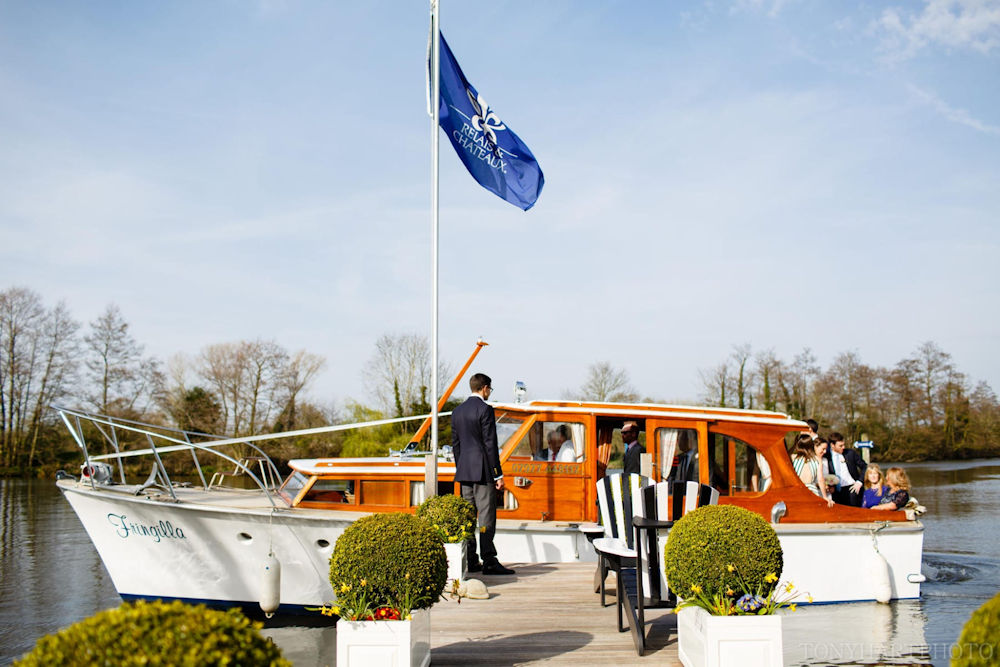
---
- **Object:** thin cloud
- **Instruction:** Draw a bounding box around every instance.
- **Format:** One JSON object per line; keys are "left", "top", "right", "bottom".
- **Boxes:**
{"left": 878, "top": 0, "right": 1000, "bottom": 60}
{"left": 908, "top": 83, "right": 1000, "bottom": 135}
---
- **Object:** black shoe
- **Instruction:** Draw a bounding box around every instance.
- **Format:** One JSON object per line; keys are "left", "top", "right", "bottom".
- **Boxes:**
{"left": 467, "top": 561, "right": 482, "bottom": 573}
{"left": 482, "top": 562, "right": 515, "bottom": 575}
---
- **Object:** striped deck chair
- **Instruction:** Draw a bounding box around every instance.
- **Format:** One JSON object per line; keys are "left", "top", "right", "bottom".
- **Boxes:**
{"left": 592, "top": 473, "right": 651, "bottom": 608}
{"left": 630, "top": 481, "right": 720, "bottom": 655}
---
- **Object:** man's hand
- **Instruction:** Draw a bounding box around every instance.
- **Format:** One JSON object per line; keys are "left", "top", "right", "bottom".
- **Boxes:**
{"left": 851, "top": 480, "right": 863, "bottom": 494}
{"left": 495, "top": 478, "right": 505, "bottom": 491}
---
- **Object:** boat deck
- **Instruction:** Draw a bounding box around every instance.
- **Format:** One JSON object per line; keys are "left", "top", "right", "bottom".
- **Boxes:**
{"left": 429, "top": 562, "right": 681, "bottom": 665}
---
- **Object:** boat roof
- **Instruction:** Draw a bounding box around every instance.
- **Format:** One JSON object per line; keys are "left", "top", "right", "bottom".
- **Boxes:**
{"left": 492, "top": 400, "right": 806, "bottom": 429}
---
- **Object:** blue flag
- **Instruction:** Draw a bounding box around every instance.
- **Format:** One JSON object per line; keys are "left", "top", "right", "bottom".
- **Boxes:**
{"left": 435, "top": 33, "right": 544, "bottom": 211}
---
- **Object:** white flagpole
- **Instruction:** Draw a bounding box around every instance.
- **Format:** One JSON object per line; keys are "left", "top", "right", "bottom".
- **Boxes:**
{"left": 426, "top": 0, "right": 441, "bottom": 498}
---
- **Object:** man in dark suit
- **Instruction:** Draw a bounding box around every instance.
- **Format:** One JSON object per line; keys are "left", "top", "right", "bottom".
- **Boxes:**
{"left": 829, "top": 432, "right": 867, "bottom": 507}
{"left": 621, "top": 421, "right": 644, "bottom": 475}
{"left": 452, "top": 373, "right": 514, "bottom": 575}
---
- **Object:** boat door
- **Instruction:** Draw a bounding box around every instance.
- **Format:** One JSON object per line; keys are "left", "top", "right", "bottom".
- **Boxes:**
{"left": 645, "top": 418, "right": 709, "bottom": 485}
{"left": 500, "top": 414, "right": 592, "bottom": 522}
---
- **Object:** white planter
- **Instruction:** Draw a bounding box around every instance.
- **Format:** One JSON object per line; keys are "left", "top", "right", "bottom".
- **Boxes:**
{"left": 443, "top": 541, "right": 467, "bottom": 585}
{"left": 336, "top": 608, "right": 430, "bottom": 667}
{"left": 677, "top": 606, "right": 783, "bottom": 667}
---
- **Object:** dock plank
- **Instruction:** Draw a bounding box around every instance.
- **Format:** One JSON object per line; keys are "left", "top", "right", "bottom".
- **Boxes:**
{"left": 429, "top": 563, "right": 681, "bottom": 666}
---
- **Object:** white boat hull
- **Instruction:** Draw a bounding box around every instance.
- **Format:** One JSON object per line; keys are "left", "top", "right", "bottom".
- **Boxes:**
{"left": 59, "top": 481, "right": 923, "bottom": 611}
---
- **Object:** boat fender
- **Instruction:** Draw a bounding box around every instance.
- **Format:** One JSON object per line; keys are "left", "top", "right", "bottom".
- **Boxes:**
{"left": 260, "top": 553, "right": 281, "bottom": 617}
{"left": 868, "top": 550, "right": 892, "bottom": 603}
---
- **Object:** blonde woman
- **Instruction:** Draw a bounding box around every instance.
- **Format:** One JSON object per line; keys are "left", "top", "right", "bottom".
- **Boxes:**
{"left": 862, "top": 464, "right": 887, "bottom": 508}
{"left": 869, "top": 467, "right": 911, "bottom": 511}
{"left": 791, "top": 434, "right": 835, "bottom": 508}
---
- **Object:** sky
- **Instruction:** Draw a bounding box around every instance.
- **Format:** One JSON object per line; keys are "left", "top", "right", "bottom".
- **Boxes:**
{"left": 1, "top": 1, "right": 998, "bottom": 409}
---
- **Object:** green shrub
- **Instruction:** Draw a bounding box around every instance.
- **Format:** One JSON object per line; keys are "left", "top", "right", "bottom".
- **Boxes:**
{"left": 665, "top": 505, "right": 783, "bottom": 600}
{"left": 15, "top": 599, "right": 289, "bottom": 667}
{"left": 416, "top": 493, "right": 476, "bottom": 543}
{"left": 329, "top": 512, "right": 447, "bottom": 618}
{"left": 953, "top": 590, "right": 1000, "bottom": 667}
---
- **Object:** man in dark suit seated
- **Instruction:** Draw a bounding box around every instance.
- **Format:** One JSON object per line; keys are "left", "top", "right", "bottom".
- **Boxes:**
{"left": 452, "top": 372, "right": 514, "bottom": 576}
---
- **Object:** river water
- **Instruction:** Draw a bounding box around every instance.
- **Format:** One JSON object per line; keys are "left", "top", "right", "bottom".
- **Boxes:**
{"left": 2, "top": 459, "right": 998, "bottom": 666}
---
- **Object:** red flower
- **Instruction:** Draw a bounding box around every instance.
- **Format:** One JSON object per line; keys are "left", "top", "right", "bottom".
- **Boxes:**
{"left": 373, "top": 607, "right": 401, "bottom": 620}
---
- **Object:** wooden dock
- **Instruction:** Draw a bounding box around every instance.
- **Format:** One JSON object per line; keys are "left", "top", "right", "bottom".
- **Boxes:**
{"left": 428, "top": 563, "right": 681, "bottom": 666}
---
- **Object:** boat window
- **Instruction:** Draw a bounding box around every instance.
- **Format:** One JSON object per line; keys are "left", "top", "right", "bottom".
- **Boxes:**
{"left": 302, "top": 478, "right": 355, "bottom": 504}
{"left": 660, "top": 428, "right": 700, "bottom": 483}
{"left": 707, "top": 433, "right": 768, "bottom": 496}
{"left": 280, "top": 471, "right": 309, "bottom": 498}
{"left": 495, "top": 414, "right": 525, "bottom": 452}
{"left": 508, "top": 421, "right": 585, "bottom": 465}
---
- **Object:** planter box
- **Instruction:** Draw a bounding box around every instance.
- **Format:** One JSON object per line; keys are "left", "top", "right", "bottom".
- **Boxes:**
{"left": 443, "top": 541, "right": 467, "bottom": 585}
{"left": 336, "top": 609, "right": 430, "bottom": 667}
{"left": 677, "top": 606, "right": 782, "bottom": 667}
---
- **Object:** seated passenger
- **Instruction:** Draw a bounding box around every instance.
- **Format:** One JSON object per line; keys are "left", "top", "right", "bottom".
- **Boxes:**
{"left": 869, "top": 466, "right": 910, "bottom": 511}
{"left": 545, "top": 427, "right": 576, "bottom": 463}
{"left": 862, "top": 463, "right": 888, "bottom": 509}
{"left": 791, "top": 434, "right": 835, "bottom": 508}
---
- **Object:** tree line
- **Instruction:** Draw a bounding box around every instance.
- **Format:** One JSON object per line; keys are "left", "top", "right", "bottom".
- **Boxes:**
{"left": 697, "top": 343, "right": 1000, "bottom": 461}
{"left": 4, "top": 285, "right": 996, "bottom": 473}
{"left": 0, "top": 287, "right": 458, "bottom": 474}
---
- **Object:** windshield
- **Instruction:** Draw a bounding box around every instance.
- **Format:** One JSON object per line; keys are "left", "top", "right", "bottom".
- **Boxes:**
{"left": 495, "top": 414, "right": 526, "bottom": 453}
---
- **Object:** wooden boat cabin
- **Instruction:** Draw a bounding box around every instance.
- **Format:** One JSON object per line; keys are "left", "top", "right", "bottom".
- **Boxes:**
{"left": 281, "top": 400, "right": 907, "bottom": 525}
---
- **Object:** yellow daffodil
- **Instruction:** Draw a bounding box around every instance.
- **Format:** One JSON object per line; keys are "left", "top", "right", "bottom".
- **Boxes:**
{"left": 726, "top": 588, "right": 735, "bottom": 596}
{"left": 360, "top": 579, "right": 367, "bottom": 587}
{"left": 764, "top": 573, "right": 778, "bottom": 584}
{"left": 727, "top": 564, "right": 735, "bottom": 573}
{"left": 690, "top": 584, "right": 703, "bottom": 594}
{"left": 789, "top": 604, "right": 797, "bottom": 611}
{"left": 340, "top": 583, "right": 351, "bottom": 593}
{"left": 785, "top": 583, "right": 794, "bottom": 593}
{"left": 807, "top": 595, "right": 814, "bottom": 603}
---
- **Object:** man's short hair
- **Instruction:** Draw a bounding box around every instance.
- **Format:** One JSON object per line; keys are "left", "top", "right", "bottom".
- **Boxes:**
{"left": 805, "top": 418, "right": 819, "bottom": 433}
{"left": 469, "top": 373, "right": 492, "bottom": 393}
{"left": 829, "top": 432, "right": 845, "bottom": 444}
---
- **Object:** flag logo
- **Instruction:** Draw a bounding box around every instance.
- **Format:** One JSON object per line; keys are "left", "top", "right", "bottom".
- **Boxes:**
{"left": 434, "top": 33, "right": 544, "bottom": 211}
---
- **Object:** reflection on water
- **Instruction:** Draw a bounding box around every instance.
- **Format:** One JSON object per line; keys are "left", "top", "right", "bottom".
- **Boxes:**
{"left": 0, "top": 479, "right": 121, "bottom": 665}
{"left": 784, "top": 600, "right": 931, "bottom": 665}
{"left": 2, "top": 460, "right": 999, "bottom": 666}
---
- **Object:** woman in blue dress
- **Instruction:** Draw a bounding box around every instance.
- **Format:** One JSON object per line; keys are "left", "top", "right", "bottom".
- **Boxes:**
{"left": 869, "top": 466, "right": 911, "bottom": 511}
{"left": 862, "top": 463, "right": 888, "bottom": 508}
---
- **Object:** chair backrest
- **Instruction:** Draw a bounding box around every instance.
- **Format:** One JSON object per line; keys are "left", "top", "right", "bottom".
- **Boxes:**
{"left": 635, "top": 481, "right": 720, "bottom": 602}
{"left": 596, "top": 472, "right": 651, "bottom": 549}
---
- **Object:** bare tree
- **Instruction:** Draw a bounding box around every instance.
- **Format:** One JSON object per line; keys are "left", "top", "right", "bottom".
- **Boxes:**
{"left": 755, "top": 348, "right": 781, "bottom": 412}
{"left": 700, "top": 362, "right": 730, "bottom": 407}
{"left": 0, "top": 288, "right": 79, "bottom": 467}
{"left": 197, "top": 339, "right": 298, "bottom": 436}
{"left": 362, "top": 334, "right": 450, "bottom": 416}
{"left": 83, "top": 304, "right": 162, "bottom": 418}
{"left": 730, "top": 343, "right": 754, "bottom": 409}
{"left": 273, "top": 350, "right": 326, "bottom": 432}
{"left": 578, "top": 361, "right": 638, "bottom": 402}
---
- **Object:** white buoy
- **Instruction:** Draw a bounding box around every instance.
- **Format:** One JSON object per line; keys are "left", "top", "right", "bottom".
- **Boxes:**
{"left": 868, "top": 550, "right": 892, "bottom": 603}
{"left": 260, "top": 552, "right": 281, "bottom": 617}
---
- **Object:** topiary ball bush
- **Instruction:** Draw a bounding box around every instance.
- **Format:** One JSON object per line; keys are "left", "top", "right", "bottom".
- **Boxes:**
{"left": 952, "top": 590, "right": 1000, "bottom": 667}
{"left": 665, "top": 505, "right": 783, "bottom": 599}
{"left": 330, "top": 512, "right": 447, "bottom": 612}
{"left": 15, "top": 599, "right": 289, "bottom": 667}
{"left": 416, "top": 493, "right": 477, "bottom": 543}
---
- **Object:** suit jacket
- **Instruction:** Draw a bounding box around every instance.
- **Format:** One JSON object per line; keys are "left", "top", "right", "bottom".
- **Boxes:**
{"left": 622, "top": 441, "right": 645, "bottom": 476}
{"left": 451, "top": 396, "right": 502, "bottom": 484}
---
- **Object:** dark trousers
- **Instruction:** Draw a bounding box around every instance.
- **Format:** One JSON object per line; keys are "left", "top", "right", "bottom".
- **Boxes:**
{"left": 461, "top": 482, "right": 497, "bottom": 565}
{"left": 834, "top": 486, "right": 864, "bottom": 507}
